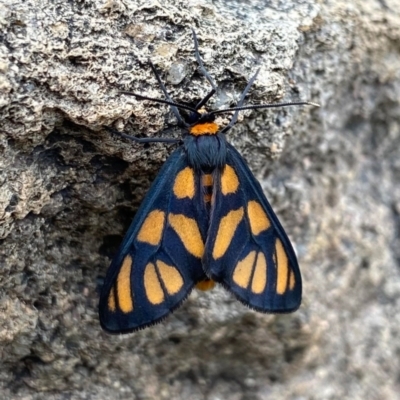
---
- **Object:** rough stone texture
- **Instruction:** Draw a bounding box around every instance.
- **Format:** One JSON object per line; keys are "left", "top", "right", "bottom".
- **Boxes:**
{"left": 1, "top": 0, "right": 400, "bottom": 399}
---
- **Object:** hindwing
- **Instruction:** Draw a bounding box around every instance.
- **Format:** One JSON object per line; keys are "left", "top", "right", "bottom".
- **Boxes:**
{"left": 204, "top": 144, "right": 302, "bottom": 312}
{"left": 99, "top": 148, "right": 209, "bottom": 333}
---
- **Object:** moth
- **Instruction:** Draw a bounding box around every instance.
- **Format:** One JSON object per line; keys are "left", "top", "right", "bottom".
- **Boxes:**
{"left": 99, "top": 30, "right": 316, "bottom": 333}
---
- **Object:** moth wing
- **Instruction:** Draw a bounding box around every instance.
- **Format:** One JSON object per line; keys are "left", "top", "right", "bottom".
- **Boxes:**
{"left": 204, "top": 144, "right": 302, "bottom": 312}
{"left": 99, "top": 148, "right": 208, "bottom": 333}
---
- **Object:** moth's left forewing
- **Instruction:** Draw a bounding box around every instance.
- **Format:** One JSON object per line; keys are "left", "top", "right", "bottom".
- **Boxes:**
{"left": 99, "top": 151, "right": 209, "bottom": 333}
{"left": 204, "top": 144, "right": 302, "bottom": 313}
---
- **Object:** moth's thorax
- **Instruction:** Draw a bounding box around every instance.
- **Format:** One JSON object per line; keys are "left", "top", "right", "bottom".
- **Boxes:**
{"left": 184, "top": 132, "right": 227, "bottom": 171}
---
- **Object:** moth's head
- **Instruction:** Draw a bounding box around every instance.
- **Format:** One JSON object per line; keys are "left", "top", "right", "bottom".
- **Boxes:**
{"left": 181, "top": 106, "right": 215, "bottom": 124}
{"left": 187, "top": 111, "right": 219, "bottom": 137}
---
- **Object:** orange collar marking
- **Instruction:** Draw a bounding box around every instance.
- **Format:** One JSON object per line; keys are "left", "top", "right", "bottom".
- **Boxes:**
{"left": 189, "top": 122, "right": 219, "bottom": 136}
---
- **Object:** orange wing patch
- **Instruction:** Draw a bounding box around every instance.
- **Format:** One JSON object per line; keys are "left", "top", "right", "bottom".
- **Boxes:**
{"left": 173, "top": 167, "right": 195, "bottom": 199}
{"left": 144, "top": 261, "right": 184, "bottom": 305}
{"left": 144, "top": 263, "right": 164, "bottom": 305}
{"left": 221, "top": 165, "right": 239, "bottom": 195}
{"left": 233, "top": 250, "right": 256, "bottom": 288}
{"left": 137, "top": 210, "right": 165, "bottom": 245}
{"left": 156, "top": 260, "right": 184, "bottom": 295}
{"left": 117, "top": 255, "right": 134, "bottom": 312}
{"left": 247, "top": 200, "right": 271, "bottom": 235}
{"left": 168, "top": 213, "right": 205, "bottom": 258}
{"left": 212, "top": 207, "right": 244, "bottom": 259}
{"left": 233, "top": 251, "right": 267, "bottom": 294}
{"left": 251, "top": 252, "right": 267, "bottom": 294}
{"left": 275, "top": 238, "right": 289, "bottom": 294}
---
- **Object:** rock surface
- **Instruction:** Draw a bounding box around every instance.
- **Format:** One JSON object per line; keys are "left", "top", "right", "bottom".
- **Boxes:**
{"left": 1, "top": 0, "right": 400, "bottom": 399}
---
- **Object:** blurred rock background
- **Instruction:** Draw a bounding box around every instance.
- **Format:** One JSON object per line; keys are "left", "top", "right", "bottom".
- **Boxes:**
{"left": 1, "top": 0, "right": 400, "bottom": 398}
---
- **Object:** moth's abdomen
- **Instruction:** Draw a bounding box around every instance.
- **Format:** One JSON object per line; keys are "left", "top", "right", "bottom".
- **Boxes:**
{"left": 201, "top": 173, "right": 213, "bottom": 206}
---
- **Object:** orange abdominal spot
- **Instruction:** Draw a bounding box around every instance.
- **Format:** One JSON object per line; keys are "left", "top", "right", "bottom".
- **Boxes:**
{"left": 196, "top": 279, "right": 216, "bottom": 291}
{"left": 189, "top": 122, "right": 219, "bottom": 136}
{"left": 204, "top": 193, "right": 212, "bottom": 203}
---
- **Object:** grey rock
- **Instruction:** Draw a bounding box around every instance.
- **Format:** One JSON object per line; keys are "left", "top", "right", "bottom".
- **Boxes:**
{"left": 1, "top": 0, "right": 400, "bottom": 399}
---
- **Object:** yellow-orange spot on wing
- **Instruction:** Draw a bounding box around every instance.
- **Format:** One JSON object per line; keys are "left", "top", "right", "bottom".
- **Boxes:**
{"left": 137, "top": 210, "right": 165, "bottom": 245}
{"left": 189, "top": 122, "right": 219, "bottom": 136}
{"left": 247, "top": 200, "right": 271, "bottom": 235}
{"left": 156, "top": 260, "right": 184, "bottom": 295}
{"left": 221, "top": 165, "right": 239, "bottom": 195}
{"left": 275, "top": 239, "right": 289, "bottom": 294}
{"left": 173, "top": 167, "right": 195, "bottom": 199}
{"left": 168, "top": 214, "right": 205, "bottom": 258}
{"left": 289, "top": 270, "right": 295, "bottom": 290}
{"left": 144, "top": 263, "right": 164, "bottom": 305}
{"left": 196, "top": 279, "right": 216, "bottom": 291}
{"left": 213, "top": 207, "right": 244, "bottom": 259}
{"left": 108, "top": 287, "right": 116, "bottom": 312}
{"left": 117, "top": 255, "right": 134, "bottom": 313}
{"left": 251, "top": 252, "right": 267, "bottom": 294}
{"left": 233, "top": 250, "right": 256, "bottom": 288}
{"left": 202, "top": 174, "right": 213, "bottom": 186}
